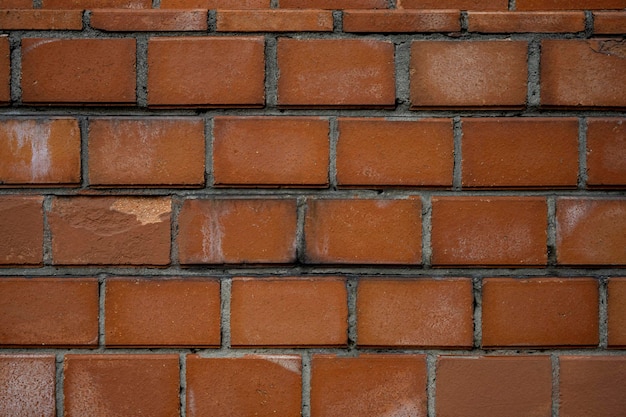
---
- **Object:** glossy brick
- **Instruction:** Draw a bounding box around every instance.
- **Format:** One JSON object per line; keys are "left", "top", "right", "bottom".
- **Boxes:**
{"left": 216, "top": 10, "right": 333, "bottom": 32}
{"left": 0, "top": 37, "right": 9, "bottom": 105}
{"left": 398, "top": 0, "right": 507, "bottom": 10}
{"left": 586, "top": 118, "right": 626, "bottom": 188}
{"left": 0, "top": 355, "right": 55, "bottom": 417}
{"left": 357, "top": 278, "right": 474, "bottom": 348}
{"left": 608, "top": 278, "right": 626, "bottom": 347}
{"left": 0, "top": 195, "right": 43, "bottom": 266}
{"left": 90, "top": 9, "right": 208, "bottom": 31}
{"left": 0, "top": 278, "right": 98, "bottom": 347}
{"left": 0, "top": 10, "right": 83, "bottom": 30}
{"left": 230, "top": 277, "right": 348, "bottom": 347}
{"left": 105, "top": 278, "right": 221, "bottom": 347}
{"left": 467, "top": 11, "right": 585, "bottom": 32}
{"left": 343, "top": 10, "right": 461, "bottom": 32}
{"left": 593, "top": 11, "right": 626, "bottom": 34}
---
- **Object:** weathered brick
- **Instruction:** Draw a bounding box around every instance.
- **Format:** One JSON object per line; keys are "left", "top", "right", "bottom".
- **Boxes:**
{"left": 357, "top": 278, "right": 473, "bottom": 348}
{"left": 161, "top": 0, "right": 269, "bottom": 8}
{"left": 336, "top": 118, "right": 454, "bottom": 187}
{"left": 21, "top": 38, "right": 136, "bottom": 105}
{"left": 0, "top": 36, "right": 9, "bottom": 105}
{"left": 105, "top": 278, "right": 221, "bottom": 347}
{"left": 230, "top": 277, "right": 347, "bottom": 347}
{"left": 213, "top": 116, "right": 329, "bottom": 187}
{"left": 216, "top": 10, "right": 333, "bottom": 32}
{"left": 304, "top": 198, "right": 422, "bottom": 264}
{"left": 177, "top": 199, "right": 297, "bottom": 264}
{"left": 0, "top": 9, "right": 83, "bottom": 30}
{"left": 148, "top": 37, "right": 265, "bottom": 107}
{"left": 343, "top": 10, "right": 461, "bottom": 32}
{"left": 608, "top": 278, "right": 626, "bottom": 347}
{"left": 42, "top": 0, "right": 151, "bottom": 8}
{"left": 0, "top": 195, "right": 43, "bottom": 266}
{"left": 398, "top": 0, "right": 507, "bottom": 10}
{"left": 586, "top": 118, "right": 626, "bottom": 188}
{"left": 90, "top": 9, "right": 208, "bottom": 31}
{"left": 88, "top": 118, "right": 205, "bottom": 187}
{"left": 593, "top": 11, "right": 626, "bottom": 34}
{"left": 0, "top": 355, "right": 55, "bottom": 417}
{"left": 1, "top": 0, "right": 33, "bottom": 7}
{"left": 0, "top": 278, "right": 98, "bottom": 347}
{"left": 277, "top": 38, "right": 395, "bottom": 108}
{"left": 280, "top": 0, "right": 386, "bottom": 8}
{"left": 517, "top": 0, "right": 626, "bottom": 10}
{"left": 468, "top": 11, "right": 585, "bottom": 32}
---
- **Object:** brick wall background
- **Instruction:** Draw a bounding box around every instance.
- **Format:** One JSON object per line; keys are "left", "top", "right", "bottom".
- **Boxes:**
{"left": 1, "top": 1, "right": 625, "bottom": 416}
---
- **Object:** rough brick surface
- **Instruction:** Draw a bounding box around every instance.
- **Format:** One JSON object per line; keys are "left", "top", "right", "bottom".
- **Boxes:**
{"left": 517, "top": 0, "right": 626, "bottom": 10}
{"left": 90, "top": 9, "right": 208, "bottom": 31}
{"left": 0, "top": 10, "right": 83, "bottom": 30}
{"left": 398, "top": 0, "right": 507, "bottom": 9}
{"left": 280, "top": 0, "right": 386, "bottom": 8}
{"left": 467, "top": 11, "right": 585, "bottom": 33}
{"left": 186, "top": 355, "right": 302, "bottom": 417}
{"left": 0, "top": 196, "right": 43, "bottom": 266}
{"left": 593, "top": 11, "right": 626, "bottom": 34}
{"left": 105, "top": 278, "right": 221, "bottom": 347}
{"left": 161, "top": 0, "right": 269, "bottom": 7}
{"left": 216, "top": 10, "right": 333, "bottom": 32}
{"left": 343, "top": 10, "right": 461, "bottom": 32}
{"left": 357, "top": 278, "right": 474, "bottom": 348}
{"left": 586, "top": 118, "right": 626, "bottom": 188}
{"left": 482, "top": 278, "right": 599, "bottom": 348}
{"left": 310, "top": 354, "right": 426, "bottom": 417}
{"left": 0, "top": 355, "right": 56, "bottom": 417}
{"left": 213, "top": 116, "right": 329, "bottom": 187}
{"left": 0, "top": 278, "right": 98, "bottom": 347}
{"left": 1, "top": 0, "right": 33, "bottom": 7}
{"left": 0, "top": 37, "right": 9, "bottom": 105}
{"left": 42, "top": 0, "right": 151, "bottom": 7}
{"left": 230, "top": 277, "right": 348, "bottom": 347}
{"left": 608, "top": 278, "right": 626, "bottom": 347}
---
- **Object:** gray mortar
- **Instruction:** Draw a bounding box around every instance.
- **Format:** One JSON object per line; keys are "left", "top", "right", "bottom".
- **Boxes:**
{"left": 301, "top": 351, "right": 312, "bottom": 417}
{"left": 42, "top": 196, "right": 53, "bottom": 266}
{"left": 220, "top": 277, "right": 232, "bottom": 350}
{"left": 98, "top": 275, "right": 106, "bottom": 346}
{"left": 9, "top": 33, "right": 22, "bottom": 105}
{"left": 55, "top": 353, "right": 64, "bottom": 417}
{"left": 264, "top": 35, "right": 278, "bottom": 109}
{"left": 332, "top": 11, "right": 343, "bottom": 33}
{"left": 421, "top": 194, "right": 432, "bottom": 268}
{"left": 296, "top": 196, "right": 307, "bottom": 263}
{"left": 527, "top": 40, "right": 541, "bottom": 110}
{"left": 169, "top": 195, "right": 183, "bottom": 267}
{"left": 152, "top": 0, "right": 161, "bottom": 8}
{"left": 346, "top": 276, "right": 358, "bottom": 349}
{"left": 33, "top": 0, "right": 42, "bottom": 8}
{"left": 207, "top": 10, "right": 217, "bottom": 32}
{"left": 394, "top": 40, "right": 411, "bottom": 111}
{"left": 578, "top": 117, "right": 588, "bottom": 189}
{"left": 452, "top": 116, "right": 463, "bottom": 190}
{"left": 80, "top": 116, "right": 89, "bottom": 188}
{"left": 427, "top": 353, "right": 437, "bottom": 417}
{"left": 599, "top": 276, "right": 608, "bottom": 349}
{"left": 179, "top": 354, "right": 187, "bottom": 417}
{"left": 547, "top": 196, "right": 557, "bottom": 267}
{"left": 204, "top": 117, "right": 214, "bottom": 188}
{"left": 136, "top": 35, "right": 149, "bottom": 108}
{"left": 551, "top": 354, "right": 560, "bottom": 417}
{"left": 508, "top": 0, "right": 516, "bottom": 11}
{"left": 473, "top": 277, "right": 483, "bottom": 348}
{"left": 328, "top": 117, "right": 338, "bottom": 188}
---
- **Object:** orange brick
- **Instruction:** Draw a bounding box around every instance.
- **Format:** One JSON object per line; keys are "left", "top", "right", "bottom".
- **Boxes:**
{"left": 21, "top": 38, "right": 136, "bottom": 105}
{"left": 0, "top": 195, "right": 43, "bottom": 266}
{"left": 431, "top": 197, "right": 547, "bottom": 266}
{"left": 410, "top": 41, "right": 528, "bottom": 109}
{"left": 517, "top": 0, "right": 626, "bottom": 10}
{"left": 148, "top": 37, "right": 265, "bottom": 107}
{"left": 161, "top": 0, "right": 269, "bottom": 8}
{"left": 436, "top": 356, "right": 552, "bottom": 417}
{"left": 0, "top": 118, "right": 81, "bottom": 186}
{"left": 556, "top": 198, "right": 626, "bottom": 265}
{"left": 231, "top": 277, "right": 347, "bottom": 347}
{"left": 49, "top": 196, "right": 171, "bottom": 266}
{"left": 357, "top": 278, "right": 473, "bottom": 348}
{"left": 586, "top": 118, "right": 626, "bottom": 188}
{"left": 186, "top": 355, "right": 301, "bottom": 417}
{"left": 593, "top": 11, "right": 626, "bottom": 34}
{"left": 91, "top": 9, "right": 208, "bottom": 31}
{"left": 0, "top": 278, "right": 98, "bottom": 347}
{"left": 311, "top": 354, "right": 426, "bottom": 417}
{"left": 105, "top": 278, "right": 221, "bottom": 347}
{"left": 461, "top": 118, "right": 579, "bottom": 188}
{"left": 0, "top": 355, "right": 55, "bottom": 417}
{"left": 0, "top": 10, "right": 82, "bottom": 30}
{"left": 177, "top": 199, "right": 297, "bottom": 264}
{"left": 0, "top": 36, "right": 9, "bottom": 105}
{"left": 88, "top": 118, "right": 205, "bottom": 187}
{"left": 213, "top": 116, "right": 329, "bottom": 187}
{"left": 216, "top": 10, "right": 333, "bottom": 32}
{"left": 541, "top": 40, "right": 626, "bottom": 108}
{"left": 398, "top": 0, "right": 507, "bottom": 9}
{"left": 64, "top": 355, "right": 180, "bottom": 417}
{"left": 482, "top": 278, "right": 598, "bottom": 348}
{"left": 337, "top": 118, "right": 454, "bottom": 187}
{"left": 42, "top": 0, "right": 151, "bottom": 8}
{"left": 468, "top": 11, "right": 585, "bottom": 32}
{"left": 560, "top": 356, "right": 626, "bottom": 417}
{"left": 1, "top": 0, "right": 33, "bottom": 7}
{"left": 304, "top": 199, "right": 422, "bottom": 264}
{"left": 343, "top": 10, "right": 461, "bottom": 32}
{"left": 280, "top": 0, "right": 386, "bottom": 8}
{"left": 277, "top": 38, "right": 395, "bottom": 108}
{"left": 608, "top": 278, "right": 626, "bottom": 347}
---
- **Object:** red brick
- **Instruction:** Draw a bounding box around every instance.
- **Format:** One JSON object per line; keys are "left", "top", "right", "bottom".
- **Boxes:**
{"left": 343, "top": 10, "right": 461, "bottom": 32}
{"left": 64, "top": 355, "right": 180, "bottom": 417}
{"left": 593, "top": 11, "right": 626, "bottom": 34}
{"left": 337, "top": 118, "right": 453, "bottom": 187}
{"left": 42, "top": 0, "right": 150, "bottom": 8}
{"left": 560, "top": 356, "right": 626, "bottom": 417}
{"left": 468, "top": 11, "right": 585, "bottom": 32}
{"left": 186, "top": 355, "right": 301, "bottom": 417}
{"left": 586, "top": 118, "right": 626, "bottom": 188}
{"left": 431, "top": 197, "right": 547, "bottom": 266}
{"left": 462, "top": 118, "right": 579, "bottom": 188}
{"left": 0, "top": 118, "right": 81, "bottom": 186}
{"left": 49, "top": 196, "right": 171, "bottom": 265}
{"left": 608, "top": 278, "right": 626, "bottom": 347}
{"left": 410, "top": 41, "right": 528, "bottom": 109}
{"left": 0, "top": 195, "right": 43, "bottom": 266}
{"left": 1, "top": 0, "right": 33, "bottom": 7}
{"left": 357, "top": 278, "right": 473, "bottom": 348}
{"left": 216, "top": 10, "right": 333, "bottom": 32}
{"left": 0, "top": 36, "right": 9, "bottom": 105}
{"left": 304, "top": 198, "right": 422, "bottom": 264}
{"left": 178, "top": 199, "right": 297, "bottom": 264}
{"left": 230, "top": 277, "right": 347, "bottom": 347}
{"left": 398, "top": 0, "right": 507, "bottom": 10}
{"left": 436, "top": 356, "right": 552, "bottom": 417}
{"left": 105, "top": 278, "right": 221, "bottom": 347}
{"left": 213, "top": 116, "right": 329, "bottom": 187}
{"left": 517, "top": 0, "right": 626, "bottom": 10}
{"left": 0, "top": 278, "right": 98, "bottom": 347}
{"left": 0, "top": 9, "right": 82, "bottom": 29}
{"left": 0, "top": 355, "right": 55, "bottom": 417}
{"left": 541, "top": 40, "right": 626, "bottom": 108}
{"left": 311, "top": 354, "right": 426, "bottom": 417}
{"left": 148, "top": 37, "right": 264, "bottom": 107}
{"left": 280, "top": 0, "right": 386, "bottom": 8}
{"left": 91, "top": 9, "right": 208, "bottom": 31}
{"left": 277, "top": 38, "right": 395, "bottom": 108}
{"left": 482, "top": 278, "right": 598, "bottom": 348}
{"left": 556, "top": 198, "right": 626, "bottom": 265}
{"left": 161, "top": 0, "right": 269, "bottom": 8}
{"left": 88, "top": 118, "right": 205, "bottom": 187}
{"left": 22, "top": 38, "right": 136, "bottom": 105}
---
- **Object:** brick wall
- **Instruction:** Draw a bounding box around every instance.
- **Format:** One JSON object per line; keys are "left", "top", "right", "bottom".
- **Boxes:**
{"left": 1, "top": 1, "right": 625, "bottom": 416}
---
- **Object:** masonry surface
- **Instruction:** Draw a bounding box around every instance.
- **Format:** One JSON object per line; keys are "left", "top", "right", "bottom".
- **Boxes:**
{"left": 0, "top": 1, "right": 626, "bottom": 416}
